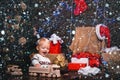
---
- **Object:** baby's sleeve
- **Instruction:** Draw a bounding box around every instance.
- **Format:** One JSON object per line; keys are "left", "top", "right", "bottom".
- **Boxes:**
{"left": 31, "top": 54, "right": 39, "bottom": 66}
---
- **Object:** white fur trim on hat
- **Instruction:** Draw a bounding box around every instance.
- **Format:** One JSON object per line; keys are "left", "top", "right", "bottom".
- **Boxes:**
{"left": 95, "top": 24, "right": 105, "bottom": 40}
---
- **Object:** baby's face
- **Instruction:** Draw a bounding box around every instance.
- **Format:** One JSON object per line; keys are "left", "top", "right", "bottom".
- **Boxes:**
{"left": 37, "top": 41, "right": 50, "bottom": 56}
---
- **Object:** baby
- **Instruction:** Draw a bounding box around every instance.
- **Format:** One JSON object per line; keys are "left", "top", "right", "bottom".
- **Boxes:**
{"left": 31, "top": 37, "right": 51, "bottom": 68}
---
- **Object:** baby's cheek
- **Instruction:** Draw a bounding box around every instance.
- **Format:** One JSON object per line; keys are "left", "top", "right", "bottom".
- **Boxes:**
{"left": 47, "top": 49, "right": 50, "bottom": 52}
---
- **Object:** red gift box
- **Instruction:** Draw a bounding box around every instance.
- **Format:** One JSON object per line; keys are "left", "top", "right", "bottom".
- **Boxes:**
{"left": 68, "top": 63, "right": 87, "bottom": 71}
{"left": 49, "top": 41, "right": 61, "bottom": 54}
{"left": 72, "top": 52, "right": 101, "bottom": 67}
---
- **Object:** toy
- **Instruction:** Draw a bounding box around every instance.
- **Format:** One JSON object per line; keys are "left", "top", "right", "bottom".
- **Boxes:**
{"left": 6, "top": 65, "right": 23, "bottom": 76}
{"left": 29, "top": 64, "right": 61, "bottom": 77}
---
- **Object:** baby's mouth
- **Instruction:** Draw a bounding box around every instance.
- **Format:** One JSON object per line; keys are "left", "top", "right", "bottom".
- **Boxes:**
{"left": 43, "top": 52, "right": 48, "bottom": 54}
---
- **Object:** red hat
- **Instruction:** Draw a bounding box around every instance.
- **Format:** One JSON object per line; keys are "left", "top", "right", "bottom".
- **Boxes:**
{"left": 96, "top": 24, "right": 111, "bottom": 48}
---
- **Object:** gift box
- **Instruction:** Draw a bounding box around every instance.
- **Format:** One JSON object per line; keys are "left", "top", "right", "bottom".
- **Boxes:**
{"left": 49, "top": 34, "right": 63, "bottom": 54}
{"left": 68, "top": 63, "right": 87, "bottom": 71}
{"left": 71, "top": 57, "right": 89, "bottom": 66}
{"left": 49, "top": 41, "right": 61, "bottom": 54}
{"left": 72, "top": 52, "right": 101, "bottom": 67}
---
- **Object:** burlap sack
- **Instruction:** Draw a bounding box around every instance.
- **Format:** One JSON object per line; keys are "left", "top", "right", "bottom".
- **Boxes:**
{"left": 102, "top": 51, "right": 120, "bottom": 73}
{"left": 102, "top": 51, "right": 120, "bottom": 62}
{"left": 69, "top": 27, "right": 105, "bottom": 54}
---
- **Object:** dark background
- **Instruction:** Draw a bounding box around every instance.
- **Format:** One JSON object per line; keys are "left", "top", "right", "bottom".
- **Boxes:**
{"left": 0, "top": 0, "right": 120, "bottom": 74}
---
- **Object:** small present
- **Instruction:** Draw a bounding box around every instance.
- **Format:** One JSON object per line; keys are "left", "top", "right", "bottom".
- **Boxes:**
{"left": 69, "top": 57, "right": 88, "bottom": 71}
{"left": 49, "top": 34, "right": 63, "bottom": 54}
{"left": 72, "top": 52, "right": 101, "bottom": 67}
{"left": 68, "top": 63, "right": 87, "bottom": 71}
{"left": 49, "top": 41, "right": 61, "bottom": 54}
{"left": 71, "top": 57, "right": 89, "bottom": 66}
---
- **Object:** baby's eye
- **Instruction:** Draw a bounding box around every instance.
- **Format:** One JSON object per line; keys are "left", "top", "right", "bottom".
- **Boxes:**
{"left": 42, "top": 47, "right": 48, "bottom": 50}
{"left": 42, "top": 47, "right": 46, "bottom": 49}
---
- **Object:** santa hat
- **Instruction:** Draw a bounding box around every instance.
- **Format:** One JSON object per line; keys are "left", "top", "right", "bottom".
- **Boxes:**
{"left": 95, "top": 24, "right": 111, "bottom": 48}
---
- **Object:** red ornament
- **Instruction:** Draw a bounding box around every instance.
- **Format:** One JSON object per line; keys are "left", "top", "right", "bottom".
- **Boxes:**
{"left": 74, "top": 0, "right": 88, "bottom": 16}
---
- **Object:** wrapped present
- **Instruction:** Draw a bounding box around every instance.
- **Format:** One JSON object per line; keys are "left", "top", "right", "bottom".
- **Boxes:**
{"left": 71, "top": 57, "right": 89, "bottom": 66}
{"left": 49, "top": 34, "right": 63, "bottom": 54}
{"left": 72, "top": 52, "right": 101, "bottom": 67}
{"left": 69, "top": 53, "right": 89, "bottom": 71}
{"left": 68, "top": 63, "right": 87, "bottom": 71}
{"left": 49, "top": 41, "right": 61, "bottom": 54}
